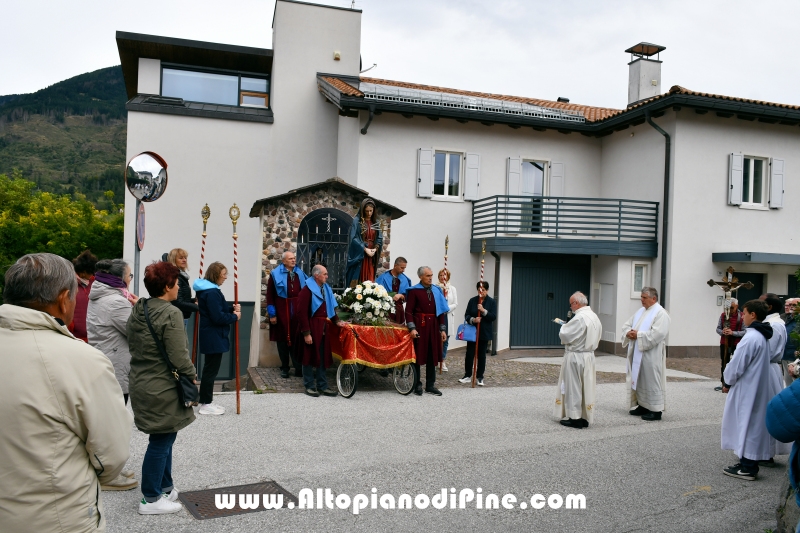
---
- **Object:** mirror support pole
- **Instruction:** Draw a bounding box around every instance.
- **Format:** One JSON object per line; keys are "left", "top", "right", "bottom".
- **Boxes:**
{"left": 133, "top": 198, "right": 141, "bottom": 296}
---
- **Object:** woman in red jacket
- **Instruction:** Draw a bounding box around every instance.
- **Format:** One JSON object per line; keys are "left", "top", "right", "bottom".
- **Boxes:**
{"left": 68, "top": 249, "right": 97, "bottom": 342}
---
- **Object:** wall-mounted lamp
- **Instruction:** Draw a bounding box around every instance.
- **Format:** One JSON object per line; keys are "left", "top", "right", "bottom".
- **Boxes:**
{"left": 333, "top": 51, "right": 341, "bottom": 61}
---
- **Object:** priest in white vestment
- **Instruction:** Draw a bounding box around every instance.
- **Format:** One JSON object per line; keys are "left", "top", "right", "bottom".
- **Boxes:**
{"left": 621, "top": 287, "right": 670, "bottom": 421}
{"left": 762, "top": 294, "right": 792, "bottom": 458}
{"left": 721, "top": 299, "right": 774, "bottom": 480}
{"left": 555, "top": 292, "right": 602, "bottom": 429}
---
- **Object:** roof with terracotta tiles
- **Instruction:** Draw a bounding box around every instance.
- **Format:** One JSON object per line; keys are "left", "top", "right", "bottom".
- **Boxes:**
{"left": 618, "top": 85, "right": 800, "bottom": 116}
{"left": 319, "top": 75, "right": 800, "bottom": 126}
{"left": 320, "top": 75, "right": 621, "bottom": 122}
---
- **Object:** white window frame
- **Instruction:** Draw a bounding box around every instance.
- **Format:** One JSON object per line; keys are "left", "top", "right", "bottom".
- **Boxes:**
{"left": 630, "top": 262, "right": 650, "bottom": 299}
{"left": 431, "top": 149, "right": 464, "bottom": 202}
{"left": 740, "top": 155, "right": 770, "bottom": 210}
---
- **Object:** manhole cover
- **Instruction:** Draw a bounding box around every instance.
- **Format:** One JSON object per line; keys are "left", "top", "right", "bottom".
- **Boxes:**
{"left": 178, "top": 481, "right": 298, "bottom": 520}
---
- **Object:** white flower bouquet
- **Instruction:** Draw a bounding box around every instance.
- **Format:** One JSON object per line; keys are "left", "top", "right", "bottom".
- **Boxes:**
{"left": 336, "top": 280, "right": 394, "bottom": 326}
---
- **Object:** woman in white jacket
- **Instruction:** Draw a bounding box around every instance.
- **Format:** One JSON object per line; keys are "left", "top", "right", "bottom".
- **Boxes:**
{"left": 437, "top": 268, "right": 458, "bottom": 372}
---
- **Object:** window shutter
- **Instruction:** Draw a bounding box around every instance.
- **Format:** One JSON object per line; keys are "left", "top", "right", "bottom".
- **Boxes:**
{"left": 417, "top": 148, "right": 433, "bottom": 198}
{"left": 769, "top": 157, "right": 784, "bottom": 209}
{"left": 728, "top": 153, "right": 743, "bottom": 205}
{"left": 463, "top": 153, "right": 481, "bottom": 201}
{"left": 506, "top": 157, "right": 521, "bottom": 194}
{"left": 549, "top": 162, "right": 565, "bottom": 197}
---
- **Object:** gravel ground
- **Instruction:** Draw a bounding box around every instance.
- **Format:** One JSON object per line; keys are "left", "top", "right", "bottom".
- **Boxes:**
{"left": 251, "top": 349, "right": 718, "bottom": 394}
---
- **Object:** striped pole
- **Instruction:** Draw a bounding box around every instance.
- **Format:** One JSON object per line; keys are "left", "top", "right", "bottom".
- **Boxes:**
{"left": 472, "top": 239, "right": 486, "bottom": 388}
{"left": 192, "top": 204, "right": 211, "bottom": 367}
{"left": 440, "top": 235, "right": 449, "bottom": 374}
{"left": 229, "top": 204, "right": 242, "bottom": 414}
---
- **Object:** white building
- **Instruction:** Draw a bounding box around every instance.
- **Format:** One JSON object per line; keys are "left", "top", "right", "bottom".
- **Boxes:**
{"left": 117, "top": 0, "right": 799, "bottom": 379}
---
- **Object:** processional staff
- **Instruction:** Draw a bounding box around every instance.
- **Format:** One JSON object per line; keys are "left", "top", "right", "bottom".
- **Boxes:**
{"left": 229, "top": 203, "right": 242, "bottom": 415}
{"left": 192, "top": 204, "right": 211, "bottom": 367}
{"left": 707, "top": 266, "right": 753, "bottom": 370}
{"left": 440, "top": 235, "right": 449, "bottom": 375}
{"left": 472, "top": 239, "right": 486, "bottom": 388}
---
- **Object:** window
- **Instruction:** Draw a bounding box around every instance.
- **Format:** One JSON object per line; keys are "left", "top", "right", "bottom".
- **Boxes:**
{"left": 433, "top": 151, "right": 462, "bottom": 198}
{"left": 521, "top": 160, "right": 546, "bottom": 196}
{"left": 631, "top": 262, "right": 650, "bottom": 298}
{"left": 161, "top": 67, "right": 269, "bottom": 108}
{"left": 741, "top": 157, "right": 768, "bottom": 207}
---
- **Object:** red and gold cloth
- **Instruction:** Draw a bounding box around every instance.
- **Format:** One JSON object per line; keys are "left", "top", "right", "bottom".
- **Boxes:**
{"left": 331, "top": 322, "right": 416, "bottom": 369}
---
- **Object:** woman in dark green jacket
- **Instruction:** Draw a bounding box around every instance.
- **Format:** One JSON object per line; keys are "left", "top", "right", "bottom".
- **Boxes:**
{"left": 127, "top": 261, "right": 197, "bottom": 515}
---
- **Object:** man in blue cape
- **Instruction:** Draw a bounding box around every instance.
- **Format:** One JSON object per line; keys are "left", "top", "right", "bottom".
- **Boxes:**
{"left": 405, "top": 266, "right": 449, "bottom": 396}
{"left": 293, "top": 264, "right": 339, "bottom": 397}
{"left": 376, "top": 257, "right": 411, "bottom": 324}
{"left": 266, "top": 251, "right": 307, "bottom": 379}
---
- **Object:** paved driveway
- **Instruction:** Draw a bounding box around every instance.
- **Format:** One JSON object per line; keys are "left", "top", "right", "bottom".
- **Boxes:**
{"left": 103, "top": 382, "right": 781, "bottom": 533}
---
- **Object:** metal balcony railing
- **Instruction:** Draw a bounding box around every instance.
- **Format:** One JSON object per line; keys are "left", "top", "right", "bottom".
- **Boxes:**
{"left": 471, "top": 195, "right": 659, "bottom": 242}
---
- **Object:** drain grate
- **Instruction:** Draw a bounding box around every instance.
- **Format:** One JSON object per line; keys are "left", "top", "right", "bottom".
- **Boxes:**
{"left": 178, "top": 481, "right": 298, "bottom": 520}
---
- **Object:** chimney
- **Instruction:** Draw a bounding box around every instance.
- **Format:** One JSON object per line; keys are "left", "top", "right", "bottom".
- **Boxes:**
{"left": 625, "top": 42, "right": 666, "bottom": 106}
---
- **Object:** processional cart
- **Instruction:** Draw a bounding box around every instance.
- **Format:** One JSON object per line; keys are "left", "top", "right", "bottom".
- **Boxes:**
{"left": 331, "top": 280, "right": 417, "bottom": 398}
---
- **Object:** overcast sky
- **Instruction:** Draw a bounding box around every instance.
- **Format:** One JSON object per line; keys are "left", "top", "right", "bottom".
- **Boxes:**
{"left": 3, "top": 0, "right": 798, "bottom": 110}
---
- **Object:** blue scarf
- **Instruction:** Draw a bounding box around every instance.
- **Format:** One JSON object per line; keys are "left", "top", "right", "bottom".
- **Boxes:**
{"left": 272, "top": 264, "right": 307, "bottom": 299}
{"left": 408, "top": 284, "right": 449, "bottom": 316}
{"left": 376, "top": 271, "right": 411, "bottom": 295}
{"left": 192, "top": 279, "right": 219, "bottom": 292}
{"left": 306, "top": 278, "right": 338, "bottom": 319}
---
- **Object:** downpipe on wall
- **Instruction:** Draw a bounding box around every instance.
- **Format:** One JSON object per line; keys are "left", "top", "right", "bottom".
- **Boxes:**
{"left": 646, "top": 111, "right": 671, "bottom": 309}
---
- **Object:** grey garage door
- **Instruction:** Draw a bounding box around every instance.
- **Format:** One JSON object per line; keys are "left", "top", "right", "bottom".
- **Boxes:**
{"left": 510, "top": 253, "right": 591, "bottom": 348}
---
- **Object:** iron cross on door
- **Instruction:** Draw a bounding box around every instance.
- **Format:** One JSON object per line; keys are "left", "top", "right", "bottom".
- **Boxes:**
{"left": 322, "top": 213, "right": 336, "bottom": 232}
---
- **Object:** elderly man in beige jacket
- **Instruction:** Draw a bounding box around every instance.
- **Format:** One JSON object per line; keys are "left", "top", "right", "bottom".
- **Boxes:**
{"left": 0, "top": 253, "right": 132, "bottom": 533}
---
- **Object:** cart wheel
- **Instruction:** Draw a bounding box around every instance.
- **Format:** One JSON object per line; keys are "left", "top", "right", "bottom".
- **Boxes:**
{"left": 337, "top": 363, "right": 358, "bottom": 398}
{"left": 393, "top": 363, "right": 418, "bottom": 395}
{"left": 356, "top": 363, "right": 366, "bottom": 373}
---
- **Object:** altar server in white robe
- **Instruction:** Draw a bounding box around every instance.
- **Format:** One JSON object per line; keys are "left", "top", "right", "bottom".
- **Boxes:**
{"left": 555, "top": 291, "right": 602, "bottom": 429}
{"left": 761, "top": 294, "right": 791, "bottom": 458}
{"left": 721, "top": 299, "right": 774, "bottom": 480}
{"left": 622, "top": 287, "right": 670, "bottom": 421}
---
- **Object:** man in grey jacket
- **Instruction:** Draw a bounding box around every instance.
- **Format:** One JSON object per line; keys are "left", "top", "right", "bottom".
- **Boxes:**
{"left": 0, "top": 253, "right": 132, "bottom": 533}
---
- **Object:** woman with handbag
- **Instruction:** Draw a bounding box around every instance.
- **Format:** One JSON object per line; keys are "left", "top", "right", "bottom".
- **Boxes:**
{"left": 127, "top": 261, "right": 197, "bottom": 515}
{"left": 459, "top": 281, "right": 497, "bottom": 387}
{"left": 437, "top": 268, "right": 458, "bottom": 372}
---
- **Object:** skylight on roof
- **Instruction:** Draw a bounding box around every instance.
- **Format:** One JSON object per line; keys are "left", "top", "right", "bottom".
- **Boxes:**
{"left": 358, "top": 82, "right": 585, "bottom": 123}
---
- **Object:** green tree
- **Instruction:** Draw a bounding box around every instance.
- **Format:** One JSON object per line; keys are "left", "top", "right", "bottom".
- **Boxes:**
{"left": 0, "top": 169, "right": 123, "bottom": 296}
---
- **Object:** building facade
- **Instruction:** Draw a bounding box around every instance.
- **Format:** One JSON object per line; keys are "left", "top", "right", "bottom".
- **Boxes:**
{"left": 117, "top": 0, "right": 799, "bottom": 372}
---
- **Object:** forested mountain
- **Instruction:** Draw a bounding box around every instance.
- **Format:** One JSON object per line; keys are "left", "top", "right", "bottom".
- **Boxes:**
{"left": 0, "top": 66, "right": 128, "bottom": 210}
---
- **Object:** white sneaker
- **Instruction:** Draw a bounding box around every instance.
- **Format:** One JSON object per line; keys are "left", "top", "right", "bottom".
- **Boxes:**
{"left": 458, "top": 376, "right": 471, "bottom": 384}
{"left": 138, "top": 496, "right": 182, "bottom": 515}
{"left": 209, "top": 403, "right": 226, "bottom": 414}
{"left": 164, "top": 488, "right": 179, "bottom": 502}
{"left": 441, "top": 362, "right": 449, "bottom": 372}
{"left": 477, "top": 379, "right": 485, "bottom": 386}
{"left": 198, "top": 403, "right": 224, "bottom": 415}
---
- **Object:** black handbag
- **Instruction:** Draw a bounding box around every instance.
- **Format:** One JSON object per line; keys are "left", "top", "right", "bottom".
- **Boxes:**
{"left": 143, "top": 298, "right": 200, "bottom": 408}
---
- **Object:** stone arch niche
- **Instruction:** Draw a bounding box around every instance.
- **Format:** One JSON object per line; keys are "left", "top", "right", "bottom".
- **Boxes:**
{"left": 251, "top": 178, "right": 406, "bottom": 329}
{"left": 296, "top": 208, "right": 353, "bottom": 290}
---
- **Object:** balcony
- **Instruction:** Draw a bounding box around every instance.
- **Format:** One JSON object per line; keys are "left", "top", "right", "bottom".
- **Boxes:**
{"left": 470, "top": 196, "right": 659, "bottom": 257}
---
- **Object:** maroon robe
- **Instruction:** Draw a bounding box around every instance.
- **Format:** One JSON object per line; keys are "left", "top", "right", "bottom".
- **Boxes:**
{"left": 390, "top": 275, "right": 406, "bottom": 324}
{"left": 404, "top": 287, "right": 445, "bottom": 365}
{"left": 293, "top": 285, "right": 338, "bottom": 367}
{"left": 266, "top": 270, "right": 303, "bottom": 344}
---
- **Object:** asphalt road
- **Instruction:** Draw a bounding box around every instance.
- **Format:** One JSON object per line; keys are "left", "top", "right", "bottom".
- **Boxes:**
{"left": 103, "top": 381, "right": 783, "bottom": 533}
